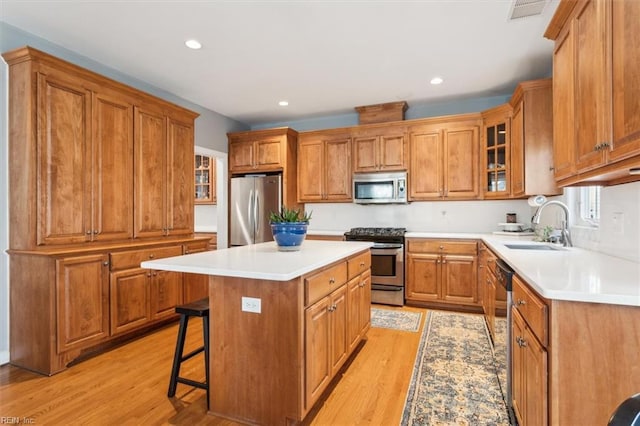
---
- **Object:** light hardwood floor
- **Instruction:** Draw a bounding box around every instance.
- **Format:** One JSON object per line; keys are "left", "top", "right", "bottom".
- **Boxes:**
{"left": 0, "top": 305, "right": 426, "bottom": 425}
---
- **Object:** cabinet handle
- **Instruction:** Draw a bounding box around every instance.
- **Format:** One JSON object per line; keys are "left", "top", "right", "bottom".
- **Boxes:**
{"left": 152, "top": 272, "right": 157, "bottom": 276}
{"left": 93, "top": 230, "right": 99, "bottom": 234}
{"left": 147, "top": 273, "right": 151, "bottom": 277}
{"left": 329, "top": 277, "right": 335, "bottom": 284}
{"left": 442, "top": 260, "right": 446, "bottom": 264}
{"left": 436, "top": 259, "right": 440, "bottom": 264}
{"left": 103, "top": 261, "right": 109, "bottom": 267}
{"left": 479, "top": 265, "right": 484, "bottom": 269}
{"left": 360, "top": 261, "right": 365, "bottom": 267}
{"left": 86, "top": 230, "right": 92, "bottom": 235}
{"left": 149, "top": 254, "right": 155, "bottom": 259}
{"left": 517, "top": 299, "right": 526, "bottom": 306}
{"left": 185, "top": 250, "right": 190, "bottom": 254}
{"left": 439, "top": 245, "right": 444, "bottom": 250}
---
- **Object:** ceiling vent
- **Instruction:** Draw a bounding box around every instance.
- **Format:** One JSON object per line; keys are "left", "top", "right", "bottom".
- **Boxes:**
{"left": 509, "top": 0, "right": 547, "bottom": 20}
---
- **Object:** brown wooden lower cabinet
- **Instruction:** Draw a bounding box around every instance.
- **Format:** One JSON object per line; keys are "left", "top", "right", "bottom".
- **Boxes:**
{"left": 405, "top": 238, "right": 480, "bottom": 310}
{"left": 183, "top": 239, "right": 213, "bottom": 303}
{"left": 55, "top": 254, "right": 110, "bottom": 353}
{"left": 9, "top": 236, "right": 210, "bottom": 375}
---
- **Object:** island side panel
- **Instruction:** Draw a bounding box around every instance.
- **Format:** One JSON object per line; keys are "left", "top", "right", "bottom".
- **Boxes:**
{"left": 209, "top": 275, "right": 304, "bottom": 425}
{"left": 549, "top": 300, "right": 640, "bottom": 425}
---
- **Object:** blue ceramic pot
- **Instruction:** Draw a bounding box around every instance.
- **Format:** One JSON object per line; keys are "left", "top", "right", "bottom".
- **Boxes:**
{"left": 270, "top": 222, "right": 308, "bottom": 251}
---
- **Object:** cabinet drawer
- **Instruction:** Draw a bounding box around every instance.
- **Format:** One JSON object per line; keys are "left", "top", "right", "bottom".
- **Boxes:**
{"left": 305, "top": 262, "right": 348, "bottom": 306}
{"left": 513, "top": 274, "right": 548, "bottom": 347}
{"left": 347, "top": 251, "right": 371, "bottom": 280}
{"left": 183, "top": 240, "right": 209, "bottom": 254}
{"left": 110, "top": 246, "right": 183, "bottom": 271}
{"left": 486, "top": 249, "right": 498, "bottom": 274}
{"left": 407, "top": 239, "right": 477, "bottom": 255}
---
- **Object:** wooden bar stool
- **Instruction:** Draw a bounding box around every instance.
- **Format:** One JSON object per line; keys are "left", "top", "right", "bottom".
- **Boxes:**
{"left": 167, "top": 297, "right": 210, "bottom": 408}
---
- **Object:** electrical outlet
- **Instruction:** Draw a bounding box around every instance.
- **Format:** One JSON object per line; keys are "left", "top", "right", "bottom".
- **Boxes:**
{"left": 612, "top": 212, "right": 624, "bottom": 235}
{"left": 241, "top": 297, "right": 261, "bottom": 314}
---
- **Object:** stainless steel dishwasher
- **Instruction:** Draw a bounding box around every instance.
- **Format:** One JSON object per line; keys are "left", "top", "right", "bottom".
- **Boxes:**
{"left": 495, "top": 258, "right": 515, "bottom": 425}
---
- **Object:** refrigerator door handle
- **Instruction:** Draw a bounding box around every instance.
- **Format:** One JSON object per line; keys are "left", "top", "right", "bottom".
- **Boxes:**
{"left": 248, "top": 189, "right": 254, "bottom": 234}
{"left": 254, "top": 191, "right": 260, "bottom": 236}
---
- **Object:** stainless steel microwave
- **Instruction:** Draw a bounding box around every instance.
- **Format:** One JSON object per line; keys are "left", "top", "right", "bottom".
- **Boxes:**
{"left": 353, "top": 172, "right": 408, "bottom": 204}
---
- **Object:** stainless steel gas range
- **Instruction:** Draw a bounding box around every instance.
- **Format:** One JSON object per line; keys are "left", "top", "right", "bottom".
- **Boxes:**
{"left": 344, "top": 227, "right": 406, "bottom": 306}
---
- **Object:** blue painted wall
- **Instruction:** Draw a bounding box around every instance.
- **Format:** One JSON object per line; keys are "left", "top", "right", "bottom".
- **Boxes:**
{"left": 251, "top": 94, "right": 512, "bottom": 131}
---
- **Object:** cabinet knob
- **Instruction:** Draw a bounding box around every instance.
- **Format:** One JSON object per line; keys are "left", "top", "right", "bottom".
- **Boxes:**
{"left": 439, "top": 245, "right": 444, "bottom": 250}
{"left": 185, "top": 250, "right": 190, "bottom": 254}
{"left": 86, "top": 230, "right": 92, "bottom": 235}
{"left": 147, "top": 273, "right": 151, "bottom": 277}
{"left": 442, "top": 260, "right": 446, "bottom": 264}
{"left": 329, "top": 277, "right": 335, "bottom": 284}
{"left": 149, "top": 254, "right": 155, "bottom": 259}
{"left": 360, "top": 261, "right": 365, "bottom": 267}
{"left": 517, "top": 299, "right": 526, "bottom": 306}
{"left": 93, "top": 230, "right": 99, "bottom": 234}
{"left": 152, "top": 272, "right": 157, "bottom": 277}
{"left": 103, "top": 261, "right": 109, "bottom": 267}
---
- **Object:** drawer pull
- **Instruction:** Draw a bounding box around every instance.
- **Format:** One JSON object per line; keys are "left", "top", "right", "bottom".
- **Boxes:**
{"left": 360, "top": 261, "right": 365, "bottom": 267}
{"left": 103, "top": 261, "right": 109, "bottom": 266}
{"left": 439, "top": 245, "right": 444, "bottom": 250}
{"left": 517, "top": 299, "right": 526, "bottom": 306}
{"left": 329, "top": 277, "right": 335, "bottom": 284}
{"left": 149, "top": 254, "right": 155, "bottom": 259}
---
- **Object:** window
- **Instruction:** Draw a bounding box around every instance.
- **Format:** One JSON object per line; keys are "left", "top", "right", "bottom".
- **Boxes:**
{"left": 579, "top": 186, "right": 601, "bottom": 226}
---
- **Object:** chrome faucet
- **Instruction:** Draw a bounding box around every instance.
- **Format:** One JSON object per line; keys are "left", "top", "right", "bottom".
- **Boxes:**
{"left": 532, "top": 200, "right": 573, "bottom": 247}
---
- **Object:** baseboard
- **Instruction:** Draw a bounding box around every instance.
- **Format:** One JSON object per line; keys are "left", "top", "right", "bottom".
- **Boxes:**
{"left": 0, "top": 350, "right": 9, "bottom": 366}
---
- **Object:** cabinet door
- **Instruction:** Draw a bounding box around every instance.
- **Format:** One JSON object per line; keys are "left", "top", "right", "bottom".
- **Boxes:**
{"left": 229, "top": 140, "right": 254, "bottom": 172}
{"left": 330, "top": 285, "right": 348, "bottom": 376}
{"left": 552, "top": 28, "right": 576, "bottom": 181}
{"left": 298, "top": 138, "right": 325, "bottom": 201}
{"left": 150, "top": 270, "right": 183, "bottom": 320}
{"left": 379, "top": 134, "right": 406, "bottom": 170}
{"left": 512, "top": 308, "right": 526, "bottom": 426}
{"left": 359, "top": 270, "right": 371, "bottom": 336}
{"left": 406, "top": 253, "right": 440, "bottom": 301}
{"left": 609, "top": 0, "right": 640, "bottom": 162}
{"left": 254, "top": 139, "right": 283, "bottom": 170}
{"left": 444, "top": 126, "right": 479, "bottom": 199}
{"left": 92, "top": 91, "right": 134, "bottom": 241}
{"left": 37, "top": 71, "right": 92, "bottom": 245}
{"left": 134, "top": 106, "right": 166, "bottom": 238}
{"left": 511, "top": 101, "right": 525, "bottom": 197}
{"left": 166, "top": 117, "right": 194, "bottom": 236}
{"left": 56, "top": 254, "right": 110, "bottom": 353}
{"left": 353, "top": 136, "right": 379, "bottom": 172}
{"left": 305, "top": 296, "right": 331, "bottom": 409}
{"left": 574, "top": 0, "right": 608, "bottom": 173}
{"left": 347, "top": 276, "right": 361, "bottom": 352}
{"left": 325, "top": 138, "right": 352, "bottom": 200}
{"left": 441, "top": 254, "right": 478, "bottom": 305}
{"left": 110, "top": 268, "right": 150, "bottom": 335}
{"left": 409, "top": 128, "right": 442, "bottom": 199}
{"left": 523, "top": 325, "right": 548, "bottom": 426}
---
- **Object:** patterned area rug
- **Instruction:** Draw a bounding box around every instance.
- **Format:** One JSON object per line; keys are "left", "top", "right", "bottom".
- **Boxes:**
{"left": 401, "top": 311, "right": 510, "bottom": 426}
{"left": 370, "top": 308, "right": 422, "bottom": 332}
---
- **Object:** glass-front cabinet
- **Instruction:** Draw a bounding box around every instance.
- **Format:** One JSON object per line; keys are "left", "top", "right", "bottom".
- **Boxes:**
{"left": 481, "top": 104, "right": 512, "bottom": 198}
{"left": 195, "top": 154, "right": 216, "bottom": 204}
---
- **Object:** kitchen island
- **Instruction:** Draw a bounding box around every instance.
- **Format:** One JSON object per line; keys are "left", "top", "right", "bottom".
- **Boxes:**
{"left": 142, "top": 240, "right": 373, "bottom": 425}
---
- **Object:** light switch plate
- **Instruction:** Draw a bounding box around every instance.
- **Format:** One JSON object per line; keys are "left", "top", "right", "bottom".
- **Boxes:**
{"left": 241, "top": 296, "right": 261, "bottom": 314}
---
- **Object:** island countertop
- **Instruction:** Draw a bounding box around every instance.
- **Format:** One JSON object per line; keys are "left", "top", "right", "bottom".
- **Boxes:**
{"left": 141, "top": 240, "right": 373, "bottom": 281}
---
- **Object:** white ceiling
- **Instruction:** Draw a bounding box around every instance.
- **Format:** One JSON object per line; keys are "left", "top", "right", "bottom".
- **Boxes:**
{"left": 1, "top": 0, "right": 560, "bottom": 126}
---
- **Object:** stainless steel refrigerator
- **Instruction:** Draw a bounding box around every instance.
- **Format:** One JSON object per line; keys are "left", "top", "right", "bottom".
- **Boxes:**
{"left": 230, "top": 174, "right": 282, "bottom": 246}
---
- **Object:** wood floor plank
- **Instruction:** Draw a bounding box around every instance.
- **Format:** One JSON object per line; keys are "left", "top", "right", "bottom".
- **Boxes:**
{"left": 0, "top": 305, "right": 426, "bottom": 425}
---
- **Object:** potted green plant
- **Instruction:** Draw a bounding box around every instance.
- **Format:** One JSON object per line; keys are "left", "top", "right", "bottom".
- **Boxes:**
{"left": 269, "top": 206, "right": 312, "bottom": 251}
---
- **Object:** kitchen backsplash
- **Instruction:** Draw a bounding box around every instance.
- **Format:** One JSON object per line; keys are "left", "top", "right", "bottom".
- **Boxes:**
{"left": 306, "top": 199, "right": 533, "bottom": 233}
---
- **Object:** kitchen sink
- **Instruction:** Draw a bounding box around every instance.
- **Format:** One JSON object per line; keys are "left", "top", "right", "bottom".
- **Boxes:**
{"left": 504, "top": 243, "right": 566, "bottom": 251}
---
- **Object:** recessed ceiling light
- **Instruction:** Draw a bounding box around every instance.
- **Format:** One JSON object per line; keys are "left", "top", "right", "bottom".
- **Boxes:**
{"left": 278, "top": 100, "right": 289, "bottom": 107}
{"left": 430, "top": 77, "right": 444, "bottom": 85}
{"left": 185, "top": 39, "right": 202, "bottom": 50}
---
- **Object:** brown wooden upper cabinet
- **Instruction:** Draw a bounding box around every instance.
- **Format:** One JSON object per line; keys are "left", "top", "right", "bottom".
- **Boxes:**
{"left": 297, "top": 131, "right": 352, "bottom": 202}
{"left": 134, "top": 106, "right": 195, "bottom": 238}
{"left": 509, "top": 79, "right": 561, "bottom": 197}
{"left": 351, "top": 128, "right": 408, "bottom": 172}
{"left": 408, "top": 114, "right": 481, "bottom": 200}
{"left": 481, "top": 104, "right": 512, "bottom": 199}
{"left": 545, "top": 0, "right": 640, "bottom": 186}
{"left": 195, "top": 154, "right": 216, "bottom": 205}
{"left": 228, "top": 127, "right": 298, "bottom": 174}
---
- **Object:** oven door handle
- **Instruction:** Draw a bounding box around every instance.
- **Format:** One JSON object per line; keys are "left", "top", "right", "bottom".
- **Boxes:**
{"left": 371, "top": 248, "right": 403, "bottom": 256}
{"left": 371, "top": 284, "right": 403, "bottom": 292}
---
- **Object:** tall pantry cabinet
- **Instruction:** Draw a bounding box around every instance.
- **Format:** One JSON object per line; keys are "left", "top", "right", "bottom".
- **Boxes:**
{"left": 3, "top": 46, "right": 203, "bottom": 375}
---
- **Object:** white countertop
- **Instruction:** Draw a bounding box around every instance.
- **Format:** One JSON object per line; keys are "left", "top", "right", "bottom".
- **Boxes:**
{"left": 307, "top": 229, "right": 347, "bottom": 237}
{"left": 141, "top": 240, "right": 373, "bottom": 281}
{"left": 406, "top": 232, "right": 640, "bottom": 307}
{"left": 482, "top": 236, "right": 640, "bottom": 307}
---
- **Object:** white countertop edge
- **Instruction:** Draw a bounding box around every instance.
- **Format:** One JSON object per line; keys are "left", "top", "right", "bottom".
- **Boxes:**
{"left": 141, "top": 240, "right": 373, "bottom": 281}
